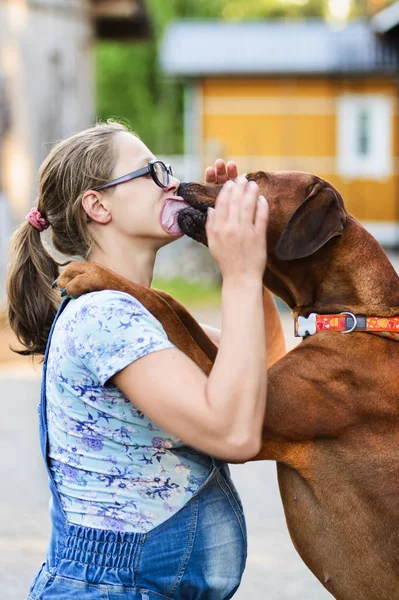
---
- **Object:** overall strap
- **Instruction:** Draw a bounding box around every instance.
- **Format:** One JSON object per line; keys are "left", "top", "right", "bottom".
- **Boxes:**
{"left": 39, "top": 297, "right": 71, "bottom": 463}
{"left": 42, "top": 297, "right": 72, "bottom": 363}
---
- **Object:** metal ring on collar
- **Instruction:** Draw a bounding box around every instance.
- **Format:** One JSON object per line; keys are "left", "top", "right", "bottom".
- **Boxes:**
{"left": 339, "top": 311, "right": 357, "bottom": 334}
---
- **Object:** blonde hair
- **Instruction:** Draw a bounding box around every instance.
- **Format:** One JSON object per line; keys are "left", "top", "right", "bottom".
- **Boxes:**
{"left": 7, "top": 120, "right": 129, "bottom": 356}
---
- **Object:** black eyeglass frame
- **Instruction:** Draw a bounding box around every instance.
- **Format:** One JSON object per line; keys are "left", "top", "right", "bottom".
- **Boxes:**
{"left": 93, "top": 160, "right": 173, "bottom": 191}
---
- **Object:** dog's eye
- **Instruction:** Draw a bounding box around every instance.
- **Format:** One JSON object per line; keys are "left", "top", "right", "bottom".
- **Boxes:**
{"left": 250, "top": 172, "right": 264, "bottom": 181}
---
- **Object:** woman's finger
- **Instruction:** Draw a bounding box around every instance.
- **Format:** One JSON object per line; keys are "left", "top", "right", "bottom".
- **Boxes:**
{"left": 254, "top": 195, "right": 269, "bottom": 235}
{"left": 205, "top": 166, "right": 216, "bottom": 184}
{"left": 206, "top": 206, "right": 216, "bottom": 231}
{"left": 213, "top": 180, "right": 233, "bottom": 226}
{"left": 225, "top": 176, "right": 248, "bottom": 225}
{"left": 226, "top": 161, "right": 239, "bottom": 180}
{"left": 240, "top": 180, "right": 260, "bottom": 225}
{"left": 205, "top": 160, "right": 239, "bottom": 185}
{"left": 215, "top": 159, "right": 229, "bottom": 184}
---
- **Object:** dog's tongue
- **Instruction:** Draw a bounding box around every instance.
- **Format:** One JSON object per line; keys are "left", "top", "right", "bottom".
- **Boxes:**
{"left": 161, "top": 197, "right": 190, "bottom": 236}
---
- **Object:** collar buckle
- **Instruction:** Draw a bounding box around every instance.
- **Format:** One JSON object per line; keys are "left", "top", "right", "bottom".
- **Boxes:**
{"left": 340, "top": 312, "right": 358, "bottom": 334}
{"left": 296, "top": 313, "right": 317, "bottom": 337}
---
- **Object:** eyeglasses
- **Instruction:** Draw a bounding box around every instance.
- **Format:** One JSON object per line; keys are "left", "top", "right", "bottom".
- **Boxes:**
{"left": 93, "top": 160, "right": 173, "bottom": 191}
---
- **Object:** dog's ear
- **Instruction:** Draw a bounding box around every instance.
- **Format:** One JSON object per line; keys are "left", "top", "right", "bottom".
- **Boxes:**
{"left": 274, "top": 183, "right": 346, "bottom": 261}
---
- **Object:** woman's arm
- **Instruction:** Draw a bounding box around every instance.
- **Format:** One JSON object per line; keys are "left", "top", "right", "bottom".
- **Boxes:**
{"left": 113, "top": 276, "right": 265, "bottom": 463}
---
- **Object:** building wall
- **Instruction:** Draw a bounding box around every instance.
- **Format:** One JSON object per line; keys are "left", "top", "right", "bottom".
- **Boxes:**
{"left": 199, "top": 77, "right": 399, "bottom": 244}
{"left": 0, "top": 0, "right": 94, "bottom": 219}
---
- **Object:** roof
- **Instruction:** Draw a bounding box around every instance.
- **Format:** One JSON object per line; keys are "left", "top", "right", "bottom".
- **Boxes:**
{"left": 371, "top": 1, "right": 399, "bottom": 34}
{"left": 160, "top": 19, "right": 398, "bottom": 76}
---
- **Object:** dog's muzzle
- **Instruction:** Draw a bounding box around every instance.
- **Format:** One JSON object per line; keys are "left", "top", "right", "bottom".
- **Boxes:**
{"left": 177, "top": 182, "right": 214, "bottom": 245}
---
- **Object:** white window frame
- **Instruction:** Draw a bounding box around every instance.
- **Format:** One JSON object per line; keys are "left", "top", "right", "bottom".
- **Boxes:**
{"left": 337, "top": 94, "right": 393, "bottom": 179}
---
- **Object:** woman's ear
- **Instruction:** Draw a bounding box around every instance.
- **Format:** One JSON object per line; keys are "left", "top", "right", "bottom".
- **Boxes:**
{"left": 274, "top": 184, "right": 347, "bottom": 261}
{"left": 81, "top": 190, "right": 112, "bottom": 224}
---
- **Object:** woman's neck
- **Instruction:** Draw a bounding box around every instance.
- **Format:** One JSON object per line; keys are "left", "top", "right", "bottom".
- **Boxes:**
{"left": 88, "top": 242, "right": 157, "bottom": 288}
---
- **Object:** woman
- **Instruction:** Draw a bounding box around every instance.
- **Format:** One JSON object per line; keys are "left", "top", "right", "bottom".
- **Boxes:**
{"left": 7, "top": 121, "right": 282, "bottom": 599}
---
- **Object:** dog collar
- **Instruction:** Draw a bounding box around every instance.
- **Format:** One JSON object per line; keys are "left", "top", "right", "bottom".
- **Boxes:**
{"left": 294, "top": 312, "right": 399, "bottom": 338}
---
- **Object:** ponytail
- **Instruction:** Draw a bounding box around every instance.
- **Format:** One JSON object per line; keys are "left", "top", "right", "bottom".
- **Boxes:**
{"left": 7, "top": 221, "right": 60, "bottom": 356}
{"left": 6, "top": 120, "right": 129, "bottom": 357}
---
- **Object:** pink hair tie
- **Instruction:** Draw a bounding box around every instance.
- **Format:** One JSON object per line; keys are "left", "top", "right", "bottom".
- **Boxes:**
{"left": 25, "top": 207, "right": 50, "bottom": 232}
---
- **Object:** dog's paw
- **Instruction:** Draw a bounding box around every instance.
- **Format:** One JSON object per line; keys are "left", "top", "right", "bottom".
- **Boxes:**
{"left": 53, "top": 261, "right": 120, "bottom": 298}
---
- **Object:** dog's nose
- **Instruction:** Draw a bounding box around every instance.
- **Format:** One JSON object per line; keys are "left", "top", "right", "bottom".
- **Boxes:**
{"left": 178, "top": 182, "right": 190, "bottom": 192}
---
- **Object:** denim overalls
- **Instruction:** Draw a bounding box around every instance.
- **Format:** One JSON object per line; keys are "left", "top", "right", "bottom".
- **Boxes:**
{"left": 28, "top": 298, "right": 248, "bottom": 600}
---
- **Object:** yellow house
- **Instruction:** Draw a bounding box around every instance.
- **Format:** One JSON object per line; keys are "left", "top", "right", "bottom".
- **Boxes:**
{"left": 161, "top": 18, "right": 399, "bottom": 247}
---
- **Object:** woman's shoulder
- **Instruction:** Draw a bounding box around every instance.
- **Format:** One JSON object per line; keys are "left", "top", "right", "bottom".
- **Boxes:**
{"left": 63, "top": 290, "right": 166, "bottom": 335}
{"left": 55, "top": 291, "right": 173, "bottom": 384}
{"left": 70, "top": 290, "right": 152, "bottom": 318}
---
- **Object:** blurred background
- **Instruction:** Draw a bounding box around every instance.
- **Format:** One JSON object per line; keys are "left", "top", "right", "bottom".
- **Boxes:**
{"left": 1, "top": 0, "right": 399, "bottom": 598}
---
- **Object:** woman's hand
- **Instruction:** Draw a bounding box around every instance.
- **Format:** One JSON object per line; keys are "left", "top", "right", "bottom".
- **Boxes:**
{"left": 206, "top": 176, "right": 269, "bottom": 282}
{"left": 205, "top": 159, "right": 238, "bottom": 185}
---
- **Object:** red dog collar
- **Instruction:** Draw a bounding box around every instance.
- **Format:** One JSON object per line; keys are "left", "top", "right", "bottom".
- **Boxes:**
{"left": 294, "top": 312, "right": 399, "bottom": 338}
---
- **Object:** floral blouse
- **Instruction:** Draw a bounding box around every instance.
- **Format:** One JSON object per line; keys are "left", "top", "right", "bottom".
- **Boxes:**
{"left": 46, "top": 291, "right": 212, "bottom": 533}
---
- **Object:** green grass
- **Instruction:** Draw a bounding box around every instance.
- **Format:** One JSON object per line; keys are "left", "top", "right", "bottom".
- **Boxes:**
{"left": 151, "top": 277, "right": 221, "bottom": 307}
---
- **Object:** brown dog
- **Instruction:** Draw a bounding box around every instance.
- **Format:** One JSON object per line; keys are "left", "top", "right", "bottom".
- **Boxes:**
{"left": 57, "top": 172, "right": 399, "bottom": 600}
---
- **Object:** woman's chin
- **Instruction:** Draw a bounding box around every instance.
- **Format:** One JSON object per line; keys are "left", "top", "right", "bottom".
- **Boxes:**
{"left": 156, "top": 228, "right": 184, "bottom": 248}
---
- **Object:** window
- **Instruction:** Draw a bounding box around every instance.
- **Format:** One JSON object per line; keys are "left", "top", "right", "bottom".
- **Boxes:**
{"left": 357, "top": 108, "right": 371, "bottom": 157}
{"left": 337, "top": 94, "right": 393, "bottom": 179}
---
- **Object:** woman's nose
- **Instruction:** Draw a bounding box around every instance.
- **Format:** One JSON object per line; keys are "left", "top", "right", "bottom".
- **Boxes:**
{"left": 165, "top": 175, "right": 180, "bottom": 194}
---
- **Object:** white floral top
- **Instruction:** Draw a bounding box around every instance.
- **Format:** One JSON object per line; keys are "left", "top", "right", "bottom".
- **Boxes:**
{"left": 46, "top": 291, "right": 212, "bottom": 533}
